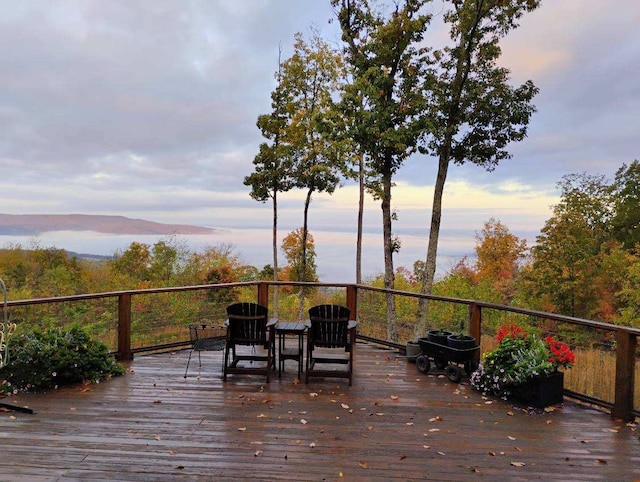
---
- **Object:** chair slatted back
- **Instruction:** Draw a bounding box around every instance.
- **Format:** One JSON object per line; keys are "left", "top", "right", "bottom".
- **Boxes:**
{"left": 226, "top": 302, "right": 269, "bottom": 346}
{"left": 308, "top": 304, "right": 351, "bottom": 349}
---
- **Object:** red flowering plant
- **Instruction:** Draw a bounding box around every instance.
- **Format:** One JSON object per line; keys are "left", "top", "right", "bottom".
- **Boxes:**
{"left": 471, "top": 324, "right": 575, "bottom": 398}
{"left": 546, "top": 335, "right": 575, "bottom": 370}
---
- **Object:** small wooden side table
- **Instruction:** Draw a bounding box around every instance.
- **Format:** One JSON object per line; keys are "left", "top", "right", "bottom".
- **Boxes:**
{"left": 276, "top": 321, "right": 307, "bottom": 379}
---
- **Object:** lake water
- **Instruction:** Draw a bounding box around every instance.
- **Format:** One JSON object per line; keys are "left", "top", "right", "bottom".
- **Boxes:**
{"left": 0, "top": 227, "right": 533, "bottom": 282}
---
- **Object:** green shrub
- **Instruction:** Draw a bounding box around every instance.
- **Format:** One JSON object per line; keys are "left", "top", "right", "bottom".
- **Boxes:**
{"left": 0, "top": 324, "right": 125, "bottom": 395}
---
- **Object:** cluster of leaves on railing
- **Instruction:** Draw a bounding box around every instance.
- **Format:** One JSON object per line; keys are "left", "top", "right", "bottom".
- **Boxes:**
{"left": 0, "top": 324, "right": 124, "bottom": 396}
{"left": 470, "top": 324, "right": 575, "bottom": 398}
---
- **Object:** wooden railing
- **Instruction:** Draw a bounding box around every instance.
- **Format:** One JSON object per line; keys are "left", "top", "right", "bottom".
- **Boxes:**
{"left": 4, "top": 281, "right": 638, "bottom": 421}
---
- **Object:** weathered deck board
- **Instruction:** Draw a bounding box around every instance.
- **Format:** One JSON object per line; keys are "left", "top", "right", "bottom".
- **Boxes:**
{"left": 1, "top": 343, "right": 638, "bottom": 481}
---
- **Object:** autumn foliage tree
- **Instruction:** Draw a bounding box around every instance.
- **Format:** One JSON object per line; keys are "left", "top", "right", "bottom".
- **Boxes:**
{"left": 474, "top": 218, "right": 527, "bottom": 302}
{"left": 281, "top": 228, "right": 318, "bottom": 286}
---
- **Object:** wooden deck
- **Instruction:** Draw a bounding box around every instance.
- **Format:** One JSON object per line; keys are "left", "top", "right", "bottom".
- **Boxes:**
{"left": 1, "top": 343, "right": 638, "bottom": 481}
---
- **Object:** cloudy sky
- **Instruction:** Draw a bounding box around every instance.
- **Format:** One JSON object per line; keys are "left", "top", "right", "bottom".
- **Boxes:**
{"left": 1, "top": 1, "right": 639, "bottom": 278}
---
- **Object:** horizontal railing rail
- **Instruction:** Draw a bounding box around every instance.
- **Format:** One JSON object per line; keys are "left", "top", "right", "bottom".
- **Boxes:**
{"left": 3, "top": 280, "right": 637, "bottom": 421}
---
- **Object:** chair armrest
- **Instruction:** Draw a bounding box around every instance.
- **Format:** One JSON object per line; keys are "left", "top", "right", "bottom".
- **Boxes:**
{"left": 267, "top": 318, "right": 278, "bottom": 328}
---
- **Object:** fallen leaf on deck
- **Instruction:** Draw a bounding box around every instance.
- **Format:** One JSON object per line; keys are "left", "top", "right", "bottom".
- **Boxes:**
{"left": 428, "top": 428, "right": 440, "bottom": 432}
{"left": 341, "top": 403, "right": 350, "bottom": 409}
{"left": 155, "top": 435, "right": 161, "bottom": 441}
{"left": 300, "top": 419, "right": 308, "bottom": 424}
{"left": 544, "top": 406, "right": 556, "bottom": 412}
{"left": 168, "top": 450, "right": 176, "bottom": 456}
{"left": 423, "top": 445, "right": 430, "bottom": 449}
{"left": 488, "top": 451, "right": 496, "bottom": 456}
{"left": 406, "top": 422, "right": 414, "bottom": 426}
{"left": 399, "top": 455, "right": 406, "bottom": 460}
{"left": 507, "top": 411, "right": 514, "bottom": 416}
{"left": 390, "top": 395, "right": 399, "bottom": 401}
{"left": 254, "top": 451, "right": 263, "bottom": 457}
{"left": 438, "top": 451, "right": 446, "bottom": 456}
{"left": 238, "top": 427, "right": 247, "bottom": 431}
{"left": 257, "top": 413, "right": 267, "bottom": 418}
{"left": 310, "top": 442, "right": 316, "bottom": 448}
{"left": 358, "top": 461, "right": 368, "bottom": 469}
{"left": 508, "top": 436, "right": 516, "bottom": 441}
{"left": 581, "top": 440, "right": 591, "bottom": 444}
{"left": 154, "top": 400, "right": 162, "bottom": 404}
{"left": 596, "top": 458, "right": 607, "bottom": 464}
{"left": 429, "top": 416, "right": 442, "bottom": 422}
{"left": 309, "top": 392, "right": 318, "bottom": 397}
{"left": 510, "top": 462, "right": 526, "bottom": 467}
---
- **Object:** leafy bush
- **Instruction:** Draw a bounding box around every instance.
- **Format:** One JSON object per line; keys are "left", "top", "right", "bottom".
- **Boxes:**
{"left": 0, "top": 324, "right": 125, "bottom": 395}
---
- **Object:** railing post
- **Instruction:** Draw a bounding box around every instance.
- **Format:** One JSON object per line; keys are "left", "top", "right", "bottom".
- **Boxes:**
{"left": 117, "top": 293, "right": 133, "bottom": 361}
{"left": 469, "top": 303, "right": 482, "bottom": 362}
{"left": 612, "top": 330, "right": 636, "bottom": 421}
{"left": 346, "top": 285, "right": 358, "bottom": 320}
{"left": 257, "top": 282, "right": 269, "bottom": 310}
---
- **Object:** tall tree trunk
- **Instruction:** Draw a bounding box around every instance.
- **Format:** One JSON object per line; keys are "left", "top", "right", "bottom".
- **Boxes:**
{"left": 381, "top": 166, "right": 398, "bottom": 342}
{"left": 298, "top": 189, "right": 313, "bottom": 320}
{"left": 272, "top": 191, "right": 279, "bottom": 319}
{"left": 356, "top": 155, "right": 364, "bottom": 285}
{"left": 416, "top": 151, "right": 451, "bottom": 338}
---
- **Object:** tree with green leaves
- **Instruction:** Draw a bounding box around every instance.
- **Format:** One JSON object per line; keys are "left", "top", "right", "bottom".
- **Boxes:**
{"left": 109, "top": 242, "right": 151, "bottom": 286}
{"left": 278, "top": 31, "right": 346, "bottom": 317}
{"left": 333, "top": 0, "right": 431, "bottom": 342}
{"left": 520, "top": 173, "right": 613, "bottom": 318}
{"left": 244, "top": 46, "right": 296, "bottom": 317}
{"left": 610, "top": 160, "right": 640, "bottom": 250}
{"left": 415, "top": 0, "right": 540, "bottom": 337}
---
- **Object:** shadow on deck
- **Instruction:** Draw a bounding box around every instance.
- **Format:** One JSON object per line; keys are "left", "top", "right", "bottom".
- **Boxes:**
{"left": 1, "top": 343, "right": 638, "bottom": 481}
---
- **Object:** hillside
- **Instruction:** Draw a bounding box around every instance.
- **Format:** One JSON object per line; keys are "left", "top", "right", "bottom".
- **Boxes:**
{"left": 0, "top": 214, "right": 215, "bottom": 236}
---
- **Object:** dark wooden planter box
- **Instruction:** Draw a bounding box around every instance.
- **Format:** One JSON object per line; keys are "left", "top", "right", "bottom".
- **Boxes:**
{"left": 511, "top": 371, "right": 564, "bottom": 408}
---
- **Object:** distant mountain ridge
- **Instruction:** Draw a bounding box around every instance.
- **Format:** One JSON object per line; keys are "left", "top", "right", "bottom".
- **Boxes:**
{"left": 0, "top": 214, "right": 215, "bottom": 236}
